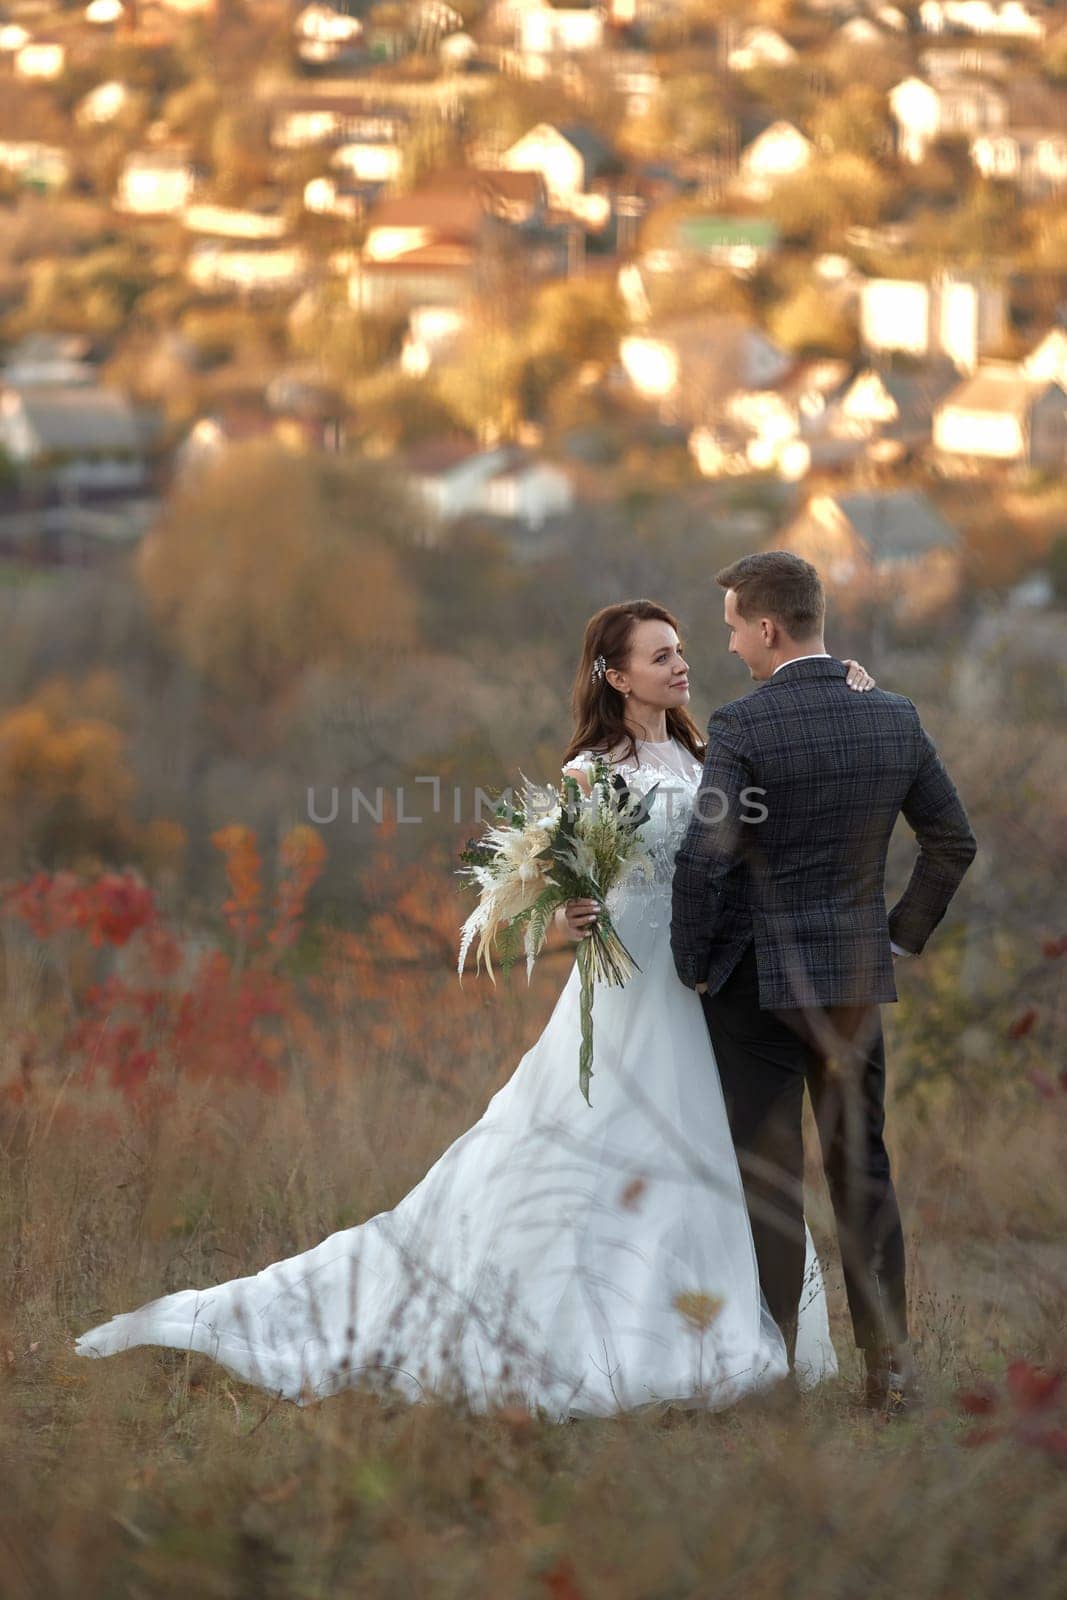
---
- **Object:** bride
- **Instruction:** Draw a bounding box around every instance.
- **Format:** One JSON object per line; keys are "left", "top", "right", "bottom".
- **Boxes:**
{"left": 76, "top": 600, "right": 875, "bottom": 1419}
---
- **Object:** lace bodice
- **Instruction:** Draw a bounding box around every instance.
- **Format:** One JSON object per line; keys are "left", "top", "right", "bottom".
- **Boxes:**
{"left": 565, "top": 738, "right": 704, "bottom": 889}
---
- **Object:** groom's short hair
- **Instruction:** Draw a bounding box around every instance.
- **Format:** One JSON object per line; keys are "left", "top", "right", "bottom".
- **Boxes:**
{"left": 715, "top": 551, "right": 824, "bottom": 639}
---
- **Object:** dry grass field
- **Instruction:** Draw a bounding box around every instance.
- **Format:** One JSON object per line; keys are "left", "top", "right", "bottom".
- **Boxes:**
{"left": 1, "top": 839, "right": 1064, "bottom": 1599}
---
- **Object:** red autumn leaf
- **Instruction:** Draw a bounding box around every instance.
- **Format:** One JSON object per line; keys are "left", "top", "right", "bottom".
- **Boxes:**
{"left": 543, "top": 1557, "right": 585, "bottom": 1600}
{"left": 958, "top": 1388, "right": 998, "bottom": 1416}
{"left": 1041, "top": 935, "right": 1067, "bottom": 959}
{"left": 1008, "top": 1010, "right": 1037, "bottom": 1040}
{"left": 1005, "top": 1362, "right": 1063, "bottom": 1414}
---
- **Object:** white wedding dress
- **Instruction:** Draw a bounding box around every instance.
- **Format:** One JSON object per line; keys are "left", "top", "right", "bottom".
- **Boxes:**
{"left": 76, "top": 738, "right": 837, "bottom": 1418}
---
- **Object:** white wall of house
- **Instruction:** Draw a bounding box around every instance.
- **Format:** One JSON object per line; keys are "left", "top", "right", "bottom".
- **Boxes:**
{"left": 519, "top": 7, "right": 605, "bottom": 54}
{"left": 186, "top": 245, "right": 309, "bottom": 293}
{"left": 415, "top": 451, "right": 511, "bottom": 521}
{"left": 501, "top": 125, "right": 585, "bottom": 202}
{"left": 890, "top": 75, "right": 1007, "bottom": 163}
{"left": 118, "top": 158, "right": 197, "bottom": 215}
{"left": 861, "top": 276, "right": 1004, "bottom": 371}
{"left": 919, "top": 0, "right": 1045, "bottom": 39}
{"left": 861, "top": 280, "right": 932, "bottom": 357}
{"left": 332, "top": 142, "right": 403, "bottom": 182}
{"left": 363, "top": 226, "right": 434, "bottom": 262}
{"left": 934, "top": 405, "right": 1025, "bottom": 459}
{"left": 0, "top": 395, "right": 38, "bottom": 463}
{"left": 740, "top": 122, "right": 813, "bottom": 181}
{"left": 15, "top": 42, "right": 65, "bottom": 79}
{"left": 483, "top": 463, "right": 573, "bottom": 525}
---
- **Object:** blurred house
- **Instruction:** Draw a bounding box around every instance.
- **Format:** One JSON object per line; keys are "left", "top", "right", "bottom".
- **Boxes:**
{"left": 0, "top": 385, "right": 148, "bottom": 491}
{"left": 736, "top": 121, "right": 813, "bottom": 199}
{"left": 404, "top": 439, "right": 574, "bottom": 531}
{"left": 719, "top": 358, "right": 856, "bottom": 478}
{"left": 0, "top": 141, "right": 70, "bottom": 193}
{"left": 836, "top": 360, "right": 959, "bottom": 458}
{"left": 293, "top": 2, "right": 364, "bottom": 67}
{"left": 777, "top": 489, "right": 963, "bottom": 618}
{"left": 839, "top": 18, "right": 889, "bottom": 46}
{"left": 606, "top": 50, "right": 662, "bottom": 118}
{"left": 86, "top": 0, "right": 126, "bottom": 24}
{"left": 1022, "top": 326, "right": 1067, "bottom": 387}
{"left": 970, "top": 128, "right": 1067, "bottom": 195}
{"left": 933, "top": 365, "right": 1067, "bottom": 468}
{"left": 481, "top": 454, "right": 575, "bottom": 526}
{"left": 117, "top": 147, "right": 198, "bottom": 215}
{"left": 517, "top": 3, "right": 606, "bottom": 76}
{"left": 175, "top": 389, "right": 345, "bottom": 480}
{"left": 621, "top": 314, "right": 791, "bottom": 423}
{"left": 920, "top": 43, "right": 1010, "bottom": 78}
{"left": 2, "top": 333, "right": 96, "bottom": 388}
{"left": 76, "top": 80, "right": 133, "bottom": 127}
{"left": 652, "top": 213, "right": 781, "bottom": 276}
{"left": 400, "top": 305, "right": 468, "bottom": 377}
{"left": 497, "top": 123, "right": 613, "bottom": 227}
{"left": 14, "top": 40, "right": 65, "bottom": 80}
{"left": 181, "top": 202, "right": 288, "bottom": 241}
{"left": 269, "top": 95, "right": 407, "bottom": 159}
{"left": 303, "top": 171, "right": 370, "bottom": 221}
{"left": 860, "top": 275, "right": 1007, "bottom": 373}
{"left": 918, "top": 1, "right": 1048, "bottom": 39}
{"left": 354, "top": 172, "right": 555, "bottom": 314}
{"left": 186, "top": 242, "right": 311, "bottom": 296}
{"left": 728, "top": 27, "right": 797, "bottom": 72}
{"left": 889, "top": 74, "right": 1008, "bottom": 163}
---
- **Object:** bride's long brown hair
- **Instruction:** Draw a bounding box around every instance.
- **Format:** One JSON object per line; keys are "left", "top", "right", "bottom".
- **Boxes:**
{"left": 562, "top": 600, "right": 707, "bottom": 768}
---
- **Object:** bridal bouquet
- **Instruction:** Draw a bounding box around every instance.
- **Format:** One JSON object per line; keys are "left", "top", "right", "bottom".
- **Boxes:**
{"left": 458, "top": 759, "right": 658, "bottom": 1105}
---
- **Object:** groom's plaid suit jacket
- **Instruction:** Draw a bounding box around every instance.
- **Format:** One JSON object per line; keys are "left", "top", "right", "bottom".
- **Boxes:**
{"left": 670, "top": 656, "right": 977, "bottom": 1008}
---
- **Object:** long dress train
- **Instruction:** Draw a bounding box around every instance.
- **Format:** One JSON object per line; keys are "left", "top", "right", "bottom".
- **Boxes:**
{"left": 76, "top": 741, "right": 838, "bottom": 1418}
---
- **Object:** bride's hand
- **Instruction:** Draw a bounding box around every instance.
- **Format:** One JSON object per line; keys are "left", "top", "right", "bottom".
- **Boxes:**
{"left": 557, "top": 899, "right": 599, "bottom": 941}
{"left": 843, "top": 659, "right": 876, "bottom": 692}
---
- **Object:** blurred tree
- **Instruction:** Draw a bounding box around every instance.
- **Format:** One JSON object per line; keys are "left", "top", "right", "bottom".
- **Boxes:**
{"left": 942, "top": 178, "right": 1026, "bottom": 268}
{"left": 0, "top": 672, "right": 137, "bottom": 872}
{"left": 621, "top": 75, "right": 729, "bottom": 163}
{"left": 810, "top": 84, "right": 891, "bottom": 161}
{"left": 398, "top": 115, "right": 465, "bottom": 192}
{"left": 353, "top": 370, "right": 465, "bottom": 451}
{"left": 766, "top": 153, "right": 893, "bottom": 245}
{"left": 138, "top": 447, "right": 425, "bottom": 703}
{"left": 768, "top": 281, "right": 858, "bottom": 356}
{"left": 162, "top": 78, "right": 222, "bottom": 164}
{"left": 211, "top": 106, "right": 272, "bottom": 204}
{"left": 523, "top": 276, "right": 627, "bottom": 407}
{"left": 436, "top": 317, "right": 529, "bottom": 443}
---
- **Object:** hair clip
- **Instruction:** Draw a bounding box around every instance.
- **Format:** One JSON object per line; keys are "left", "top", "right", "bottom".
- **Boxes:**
{"left": 591, "top": 654, "right": 607, "bottom": 682}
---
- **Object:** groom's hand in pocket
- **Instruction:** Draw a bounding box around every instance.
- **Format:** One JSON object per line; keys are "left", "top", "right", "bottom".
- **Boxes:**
{"left": 559, "top": 899, "right": 599, "bottom": 941}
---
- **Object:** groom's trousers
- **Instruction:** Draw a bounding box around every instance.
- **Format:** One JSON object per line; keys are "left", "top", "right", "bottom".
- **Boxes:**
{"left": 701, "top": 943, "right": 909, "bottom": 1364}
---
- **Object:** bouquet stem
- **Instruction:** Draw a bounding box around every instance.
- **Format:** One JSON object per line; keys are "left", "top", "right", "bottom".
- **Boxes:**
{"left": 576, "top": 911, "right": 639, "bottom": 1107}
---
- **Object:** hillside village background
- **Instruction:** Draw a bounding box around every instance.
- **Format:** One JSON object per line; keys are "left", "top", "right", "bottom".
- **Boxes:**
{"left": 0, "top": 0, "right": 1062, "bottom": 909}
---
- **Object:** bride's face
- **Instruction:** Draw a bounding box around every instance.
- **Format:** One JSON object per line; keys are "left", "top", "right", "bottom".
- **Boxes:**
{"left": 607, "top": 620, "right": 690, "bottom": 710}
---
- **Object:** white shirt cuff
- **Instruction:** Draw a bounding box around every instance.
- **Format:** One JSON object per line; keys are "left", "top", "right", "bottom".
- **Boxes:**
{"left": 890, "top": 941, "right": 912, "bottom": 957}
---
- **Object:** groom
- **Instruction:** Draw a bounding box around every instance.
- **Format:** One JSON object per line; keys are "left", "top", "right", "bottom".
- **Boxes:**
{"left": 671, "top": 552, "right": 976, "bottom": 1411}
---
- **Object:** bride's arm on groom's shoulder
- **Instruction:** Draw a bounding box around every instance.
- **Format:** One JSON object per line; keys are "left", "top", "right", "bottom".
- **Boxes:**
{"left": 841, "top": 659, "right": 876, "bottom": 691}
{"left": 670, "top": 711, "right": 754, "bottom": 991}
